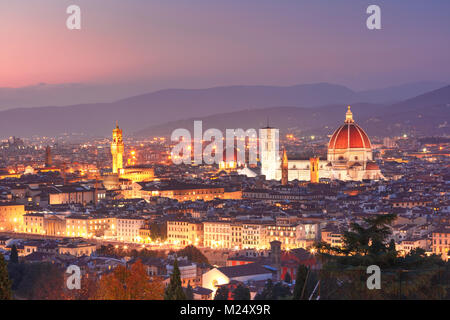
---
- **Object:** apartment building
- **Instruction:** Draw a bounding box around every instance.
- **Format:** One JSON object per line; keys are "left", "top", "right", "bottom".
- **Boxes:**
{"left": 116, "top": 216, "right": 145, "bottom": 242}
{"left": 432, "top": 225, "right": 450, "bottom": 261}
{"left": 167, "top": 219, "right": 204, "bottom": 246}
{"left": 203, "top": 221, "right": 231, "bottom": 249}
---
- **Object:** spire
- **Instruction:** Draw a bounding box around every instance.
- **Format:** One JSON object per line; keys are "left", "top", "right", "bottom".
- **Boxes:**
{"left": 345, "top": 105, "right": 354, "bottom": 123}
{"left": 116, "top": 120, "right": 119, "bottom": 129}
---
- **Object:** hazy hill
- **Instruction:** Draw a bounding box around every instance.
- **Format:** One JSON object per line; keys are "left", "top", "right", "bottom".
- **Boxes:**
{"left": 136, "top": 85, "right": 450, "bottom": 138}
{"left": 0, "top": 82, "right": 447, "bottom": 138}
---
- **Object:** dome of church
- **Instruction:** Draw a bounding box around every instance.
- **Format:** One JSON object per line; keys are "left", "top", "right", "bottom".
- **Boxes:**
{"left": 328, "top": 106, "right": 371, "bottom": 150}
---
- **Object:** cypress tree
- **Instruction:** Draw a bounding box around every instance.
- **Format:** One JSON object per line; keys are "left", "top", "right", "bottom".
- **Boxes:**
{"left": 10, "top": 245, "right": 19, "bottom": 264}
{"left": 185, "top": 282, "right": 194, "bottom": 300}
{"left": 0, "top": 254, "right": 12, "bottom": 300}
{"left": 292, "top": 265, "right": 308, "bottom": 300}
{"left": 284, "top": 271, "right": 292, "bottom": 283}
{"left": 164, "top": 259, "right": 186, "bottom": 300}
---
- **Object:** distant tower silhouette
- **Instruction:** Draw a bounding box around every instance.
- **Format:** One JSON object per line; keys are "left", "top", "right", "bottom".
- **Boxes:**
{"left": 45, "top": 146, "right": 52, "bottom": 168}
{"left": 270, "top": 241, "right": 282, "bottom": 281}
{"left": 281, "top": 147, "right": 288, "bottom": 185}
{"left": 310, "top": 157, "right": 320, "bottom": 183}
{"left": 111, "top": 121, "right": 124, "bottom": 174}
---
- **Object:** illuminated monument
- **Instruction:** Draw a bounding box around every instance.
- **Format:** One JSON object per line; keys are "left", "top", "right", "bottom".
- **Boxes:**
{"left": 259, "top": 125, "right": 279, "bottom": 180}
{"left": 259, "top": 106, "right": 384, "bottom": 182}
{"left": 111, "top": 121, "right": 124, "bottom": 174}
{"left": 104, "top": 122, "right": 155, "bottom": 190}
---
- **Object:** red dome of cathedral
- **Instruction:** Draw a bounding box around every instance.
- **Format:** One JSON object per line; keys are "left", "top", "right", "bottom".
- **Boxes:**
{"left": 328, "top": 106, "right": 371, "bottom": 150}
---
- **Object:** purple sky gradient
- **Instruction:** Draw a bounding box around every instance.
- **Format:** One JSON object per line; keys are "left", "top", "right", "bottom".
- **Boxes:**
{"left": 0, "top": 0, "right": 449, "bottom": 92}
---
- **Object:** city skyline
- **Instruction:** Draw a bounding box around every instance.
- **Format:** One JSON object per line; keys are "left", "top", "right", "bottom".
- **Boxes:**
{"left": 0, "top": 0, "right": 449, "bottom": 304}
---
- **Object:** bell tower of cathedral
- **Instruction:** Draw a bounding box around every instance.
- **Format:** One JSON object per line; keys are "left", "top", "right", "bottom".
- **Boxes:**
{"left": 259, "top": 125, "right": 279, "bottom": 180}
{"left": 111, "top": 121, "right": 124, "bottom": 174}
{"left": 310, "top": 157, "right": 319, "bottom": 183}
{"left": 281, "top": 147, "right": 288, "bottom": 185}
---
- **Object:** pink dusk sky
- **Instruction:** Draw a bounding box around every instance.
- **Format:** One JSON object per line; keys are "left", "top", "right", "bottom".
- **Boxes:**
{"left": 1, "top": 0, "right": 449, "bottom": 92}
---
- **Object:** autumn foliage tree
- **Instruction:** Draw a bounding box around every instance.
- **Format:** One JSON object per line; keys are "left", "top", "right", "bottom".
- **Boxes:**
{"left": 66, "top": 273, "right": 99, "bottom": 300}
{"left": 96, "top": 260, "right": 164, "bottom": 300}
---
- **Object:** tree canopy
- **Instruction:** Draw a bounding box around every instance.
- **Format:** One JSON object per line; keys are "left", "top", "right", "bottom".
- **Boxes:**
{"left": 255, "top": 279, "right": 291, "bottom": 300}
{"left": 214, "top": 286, "right": 229, "bottom": 300}
{"left": 232, "top": 284, "right": 250, "bottom": 300}
{"left": 315, "top": 214, "right": 449, "bottom": 299}
{"left": 177, "top": 245, "right": 209, "bottom": 265}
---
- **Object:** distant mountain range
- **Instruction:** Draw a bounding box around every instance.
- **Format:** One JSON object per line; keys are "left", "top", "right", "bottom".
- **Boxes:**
{"left": 0, "top": 82, "right": 448, "bottom": 138}
{"left": 136, "top": 85, "right": 450, "bottom": 138}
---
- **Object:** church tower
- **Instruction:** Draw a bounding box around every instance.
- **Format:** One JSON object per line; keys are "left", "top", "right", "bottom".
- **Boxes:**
{"left": 310, "top": 157, "right": 319, "bottom": 183}
{"left": 259, "top": 125, "right": 279, "bottom": 180}
{"left": 111, "top": 121, "right": 124, "bottom": 174}
{"left": 45, "top": 145, "right": 52, "bottom": 168}
{"left": 281, "top": 147, "right": 288, "bottom": 185}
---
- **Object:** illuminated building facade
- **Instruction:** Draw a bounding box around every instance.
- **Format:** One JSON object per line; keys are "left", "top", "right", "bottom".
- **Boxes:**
{"left": 265, "top": 225, "right": 297, "bottom": 250}
{"left": 116, "top": 217, "right": 145, "bottom": 242}
{"left": 167, "top": 220, "right": 203, "bottom": 246}
{"left": 432, "top": 226, "right": 450, "bottom": 261}
{"left": 321, "top": 229, "right": 344, "bottom": 248}
{"left": 242, "top": 223, "right": 266, "bottom": 249}
{"left": 230, "top": 223, "right": 243, "bottom": 249}
{"left": 58, "top": 243, "right": 97, "bottom": 257}
{"left": 119, "top": 166, "right": 155, "bottom": 182}
{"left": 65, "top": 215, "right": 114, "bottom": 238}
{"left": 203, "top": 221, "right": 231, "bottom": 249}
{"left": 138, "top": 183, "right": 225, "bottom": 202}
{"left": 48, "top": 185, "right": 105, "bottom": 205}
{"left": 23, "top": 213, "right": 45, "bottom": 234}
{"left": 44, "top": 215, "right": 66, "bottom": 237}
{"left": 0, "top": 203, "right": 26, "bottom": 232}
